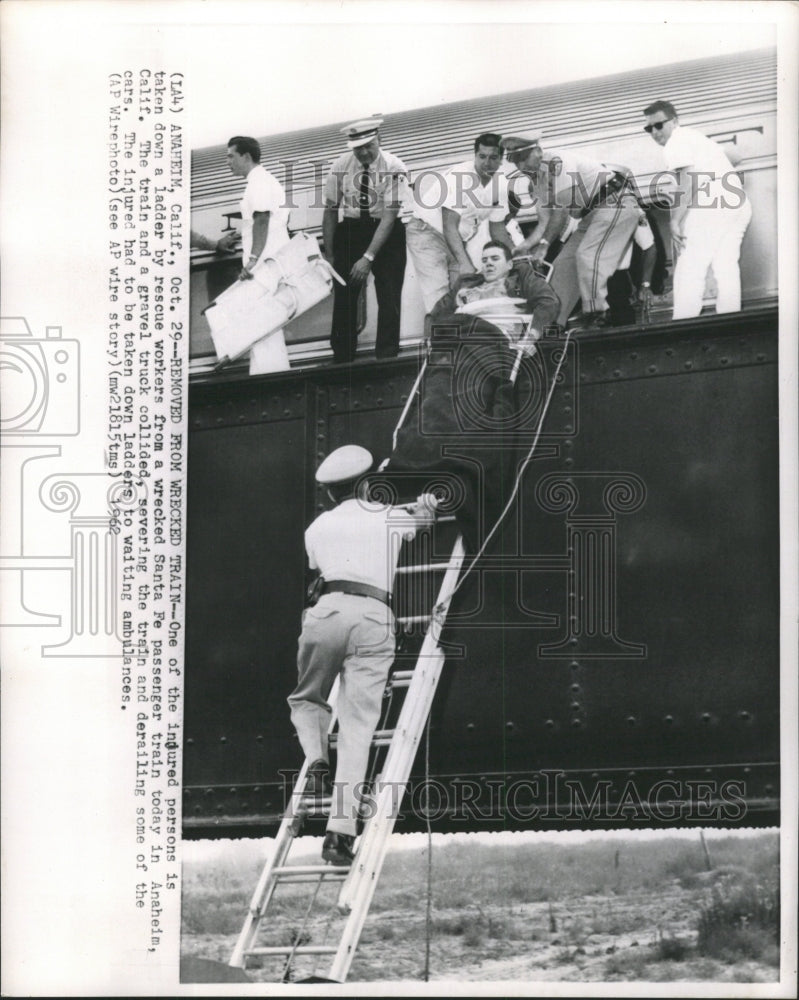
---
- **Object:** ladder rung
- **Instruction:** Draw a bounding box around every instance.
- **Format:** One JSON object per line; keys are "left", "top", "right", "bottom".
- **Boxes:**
{"left": 273, "top": 865, "right": 350, "bottom": 879}
{"left": 395, "top": 561, "right": 461, "bottom": 575}
{"left": 330, "top": 729, "right": 395, "bottom": 747}
{"left": 389, "top": 670, "right": 415, "bottom": 686}
{"left": 246, "top": 945, "right": 340, "bottom": 956}
{"left": 397, "top": 614, "right": 432, "bottom": 625}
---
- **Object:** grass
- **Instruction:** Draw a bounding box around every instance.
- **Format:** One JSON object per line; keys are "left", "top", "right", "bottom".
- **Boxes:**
{"left": 697, "top": 873, "right": 779, "bottom": 963}
{"left": 181, "top": 832, "right": 781, "bottom": 982}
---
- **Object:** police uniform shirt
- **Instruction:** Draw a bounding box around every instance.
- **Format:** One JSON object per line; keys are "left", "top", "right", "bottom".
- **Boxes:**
{"left": 305, "top": 499, "right": 419, "bottom": 594}
{"left": 324, "top": 149, "right": 409, "bottom": 219}
{"left": 514, "top": 150, "right": 611, "bottom": 215}
{"left": 662, "top": 125, "right": 745, "bottom": 206}
{"left": 240, "top": 164, "right": 290, "bottom": 263}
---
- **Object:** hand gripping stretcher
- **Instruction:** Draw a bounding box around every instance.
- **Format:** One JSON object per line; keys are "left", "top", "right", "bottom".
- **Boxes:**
{"left": 203, "top": 233, "right": 345, "bottom": 375}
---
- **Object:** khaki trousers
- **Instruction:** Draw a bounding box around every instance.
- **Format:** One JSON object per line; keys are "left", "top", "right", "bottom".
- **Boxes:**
{"left": 288, "top": 592, "right": 395, "bottom": 836}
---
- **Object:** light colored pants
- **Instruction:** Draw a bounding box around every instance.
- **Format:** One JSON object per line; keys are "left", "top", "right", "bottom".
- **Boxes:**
{"left": 405, "top": 217, "right": 461, "bottom": 313}
{"left": 549, "top": 194, "right": 640, "bottom": 326}
{"left": 672, "top": 198, "right": 752, "bottom": 320}
{"left": 288, "top": 592, "right": 395, "bottom": 836}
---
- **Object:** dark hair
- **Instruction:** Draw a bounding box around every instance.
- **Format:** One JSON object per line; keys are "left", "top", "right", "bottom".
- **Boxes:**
{"left": 482, "top": 240, "right": 512, "bottom": 261}
{"left": 474, "top": 132, "right": 503, "bottom": 153}
{"left": 227, "top": 136, "right": 261, "bottom": 162}
{"left": 643, "top": 100, "right": 678, "bottom": 118}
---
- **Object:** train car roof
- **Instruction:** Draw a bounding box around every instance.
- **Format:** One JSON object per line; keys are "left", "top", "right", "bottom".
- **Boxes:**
{"left": 191, "top": 46, "right": 776, "bottom": 212}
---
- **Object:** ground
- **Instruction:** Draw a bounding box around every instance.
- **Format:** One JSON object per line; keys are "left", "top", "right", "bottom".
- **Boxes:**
{"left": 180, "top": 832, "right": 781, "bottom": 986}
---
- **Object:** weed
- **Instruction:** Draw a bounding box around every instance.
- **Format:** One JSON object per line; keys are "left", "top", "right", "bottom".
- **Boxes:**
{"left": 696, "top": 876, "right": 779, "bottom": 963}
{"left": 655, "top": 929, "right": 690, "bottom": 962}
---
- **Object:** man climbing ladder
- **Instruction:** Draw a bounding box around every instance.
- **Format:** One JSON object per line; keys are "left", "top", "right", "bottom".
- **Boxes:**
{"left": 287, "top": 444, "right": 437, "bottom": 865}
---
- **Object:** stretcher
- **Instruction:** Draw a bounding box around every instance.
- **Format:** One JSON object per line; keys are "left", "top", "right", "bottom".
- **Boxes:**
{"left": 204, "top": 233, "right": 344, "bottom": 374}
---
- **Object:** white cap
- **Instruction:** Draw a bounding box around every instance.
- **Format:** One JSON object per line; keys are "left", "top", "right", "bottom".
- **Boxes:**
{"left": 341, "top": 116, "right": 384, "bottom": 149}
{"left": 500, "top": 133, "right": 543, "bottom": 158}
{"left": 315, "top": 445, "right": 373, "bottom": 485}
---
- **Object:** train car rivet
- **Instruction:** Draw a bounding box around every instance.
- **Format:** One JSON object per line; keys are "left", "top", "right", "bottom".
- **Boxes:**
{"left": 613, "top": 369, "right": 621, "bottom": 377}
{"left": 664, "top": 715, "right": 674, "bottom": 724}
{"left": 626, "top": 716, "right": 636, "bottom": 726}
{"left": 545, "top": 719, "right": 555, "bottom": 728}
{"left": 571, "top": 718, "right": 582, "bottom": 727}
{"left": 220, "top": 736, "right": 228, "bottom": 743}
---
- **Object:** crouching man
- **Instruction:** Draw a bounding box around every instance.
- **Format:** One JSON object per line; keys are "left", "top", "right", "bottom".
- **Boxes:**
{"left": 287, "top": 445, "right": 436, "bottom": 865}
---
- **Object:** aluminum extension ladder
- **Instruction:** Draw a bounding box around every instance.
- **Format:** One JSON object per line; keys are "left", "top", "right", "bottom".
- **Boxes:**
{"left": 229, "top": 523, "right": 466, "bottom": 983}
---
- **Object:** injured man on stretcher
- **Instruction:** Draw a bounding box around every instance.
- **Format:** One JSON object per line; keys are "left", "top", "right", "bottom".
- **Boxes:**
{"left": 429, "top": 240, "right": 561, "bottom": 349}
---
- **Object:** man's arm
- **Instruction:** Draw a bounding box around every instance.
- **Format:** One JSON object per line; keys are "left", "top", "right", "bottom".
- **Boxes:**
{"left": 488, "top": 219, "right": 513, "bottom": 252}
{"left": 442, "top": 207, "right": 477, "bottom": 276}
{"left": 669, "top": 168, "right": 693, "bottom": 254}
{"left": 240, "top": 211, "right": 271, "bottom": 280}
{"left": 348, "top": 205, "right": 401, "bottom": 286}
{"left": 512, "top": 205, "right": 571, "bottom": 261}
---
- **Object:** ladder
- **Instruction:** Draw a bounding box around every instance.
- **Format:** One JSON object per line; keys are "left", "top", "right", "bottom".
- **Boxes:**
{"left": 229, "top": 519, "right": 466, "bottom": 982}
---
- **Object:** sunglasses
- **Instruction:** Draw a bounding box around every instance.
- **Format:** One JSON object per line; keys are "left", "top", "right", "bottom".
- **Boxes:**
{"left": 644, "top": 117, "right": 674, "bottom": 134}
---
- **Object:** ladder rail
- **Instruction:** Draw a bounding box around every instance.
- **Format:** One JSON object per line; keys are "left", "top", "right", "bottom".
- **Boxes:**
{"left": 229, "top": 677, "right": 342, "bottom": 968}
{"left": 230, "top": 525, "right": 465, "bottom": 982}
{"left": 327, "top": 534, "right": 465, "bottom": 982}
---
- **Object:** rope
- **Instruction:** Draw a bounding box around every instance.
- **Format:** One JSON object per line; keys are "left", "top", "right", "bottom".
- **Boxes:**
{"left": 423, "top": 713, "right": 433, "bottom": 982}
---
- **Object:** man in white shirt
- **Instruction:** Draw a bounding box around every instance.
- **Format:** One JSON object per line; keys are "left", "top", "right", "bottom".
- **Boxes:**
{"left": 226, "top": 135, "right": 290, "bottom": 280}
{"left": 643, "top": 100, "right": 751, "bottom": 320}
{"left": 323, "top": 117, "right": 408, "bottom": 362}
{"left": 501, "top": 133, "right": 640, "bottom": 329}
{"left": 288, "top": 445, "right": 435, "bottom": 865}
{"left": 404, "top": 132, "right": 512, "bottom": 313}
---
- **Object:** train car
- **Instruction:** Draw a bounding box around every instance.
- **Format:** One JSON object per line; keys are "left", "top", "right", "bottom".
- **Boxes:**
{"left": 183, "top": 48, "right": 779, "bottom": 838}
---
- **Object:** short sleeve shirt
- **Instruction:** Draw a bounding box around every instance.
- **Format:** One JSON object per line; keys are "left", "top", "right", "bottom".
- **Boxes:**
{"left": 305, "top": 498, "right": 422, "bottom": 594}
{"left": 509, "top": 150, "right": 615, "bottom": 214}
{"left": 240, "top": 165, "right": 290, "bottom": 263}
{"left": 408, "top": 160, "right": 509, "bottom": 240}
{"left": 324, "top": 149, "right": 408, "bottom": 219}
{"left": 662, "top": 125, "right": 745, "bottom": 206}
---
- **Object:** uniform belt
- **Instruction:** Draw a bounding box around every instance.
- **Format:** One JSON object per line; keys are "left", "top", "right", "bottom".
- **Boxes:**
{"left": 584, "top": 170, "right": 630, "bottom": 214}
{"left": 321, "top": 580, "right": 391, "bottom": 606}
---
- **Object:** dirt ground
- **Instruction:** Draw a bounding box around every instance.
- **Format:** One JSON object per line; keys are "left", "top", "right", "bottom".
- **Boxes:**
{"left": 181, "top": 876, "right": 779, "bottom": 985}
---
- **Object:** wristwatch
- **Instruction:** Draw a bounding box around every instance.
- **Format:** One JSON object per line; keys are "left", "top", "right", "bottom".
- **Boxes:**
{"left": 363, "top": 251, "right": 375, "bottom": 263}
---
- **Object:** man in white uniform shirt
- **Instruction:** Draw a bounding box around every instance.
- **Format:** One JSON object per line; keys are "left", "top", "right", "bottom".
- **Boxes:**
{"left": 226, "top": 135, "right": 290, "bottom": 280}
{"left": 288, "top": 445, "right": 435, "bottom": 865}
{"left": 404, "top": 132, "right": 512, "bottom": 313}
{"left": 323, "top": 117, "right": 408, "bottom": 362}
{"left": 501, "top": 133, "right": 639, "bottom": 329}
{"left": 643, "top": 100, "right": 751, "bottom": 320}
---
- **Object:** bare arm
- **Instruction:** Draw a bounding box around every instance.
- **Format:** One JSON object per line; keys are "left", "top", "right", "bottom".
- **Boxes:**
{"left": 349, "top": 206, "right": 401, "bottom": 286}
{"left": 488, "top": 219, "right": 513, "bottom": 251}
{"left": 240, "top": 211, "right": 271, "bottom": 279}
{"left": 442, "top": 207, "right": 476, "bottom": 275}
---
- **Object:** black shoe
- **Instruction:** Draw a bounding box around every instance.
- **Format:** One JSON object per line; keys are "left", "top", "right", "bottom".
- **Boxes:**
{"left": 322, "top": 831, "right": 355, "bottom": 866}
{"left": 304, "top": 759, "right": 331, "bottom": 798}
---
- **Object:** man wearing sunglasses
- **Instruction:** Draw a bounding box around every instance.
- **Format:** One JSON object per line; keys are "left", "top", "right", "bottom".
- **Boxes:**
{"left": 643, "top": 100, "right": 751, "bottom": 320}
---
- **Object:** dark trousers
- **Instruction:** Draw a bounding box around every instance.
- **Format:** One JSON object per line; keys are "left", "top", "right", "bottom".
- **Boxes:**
{"left": 331, "top": 217, "right": 406, "bottom": 362}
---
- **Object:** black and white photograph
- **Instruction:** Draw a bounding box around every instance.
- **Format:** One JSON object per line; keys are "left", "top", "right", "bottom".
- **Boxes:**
{"left": 1, "top": 2, "right": 797, "bottom": 996}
